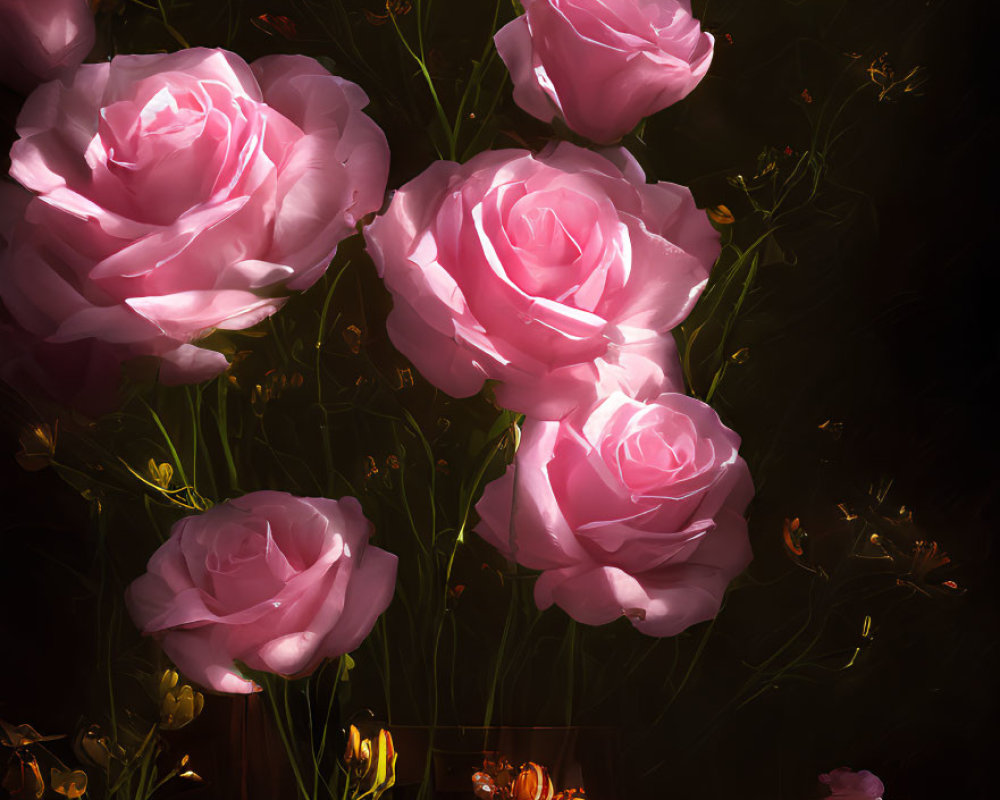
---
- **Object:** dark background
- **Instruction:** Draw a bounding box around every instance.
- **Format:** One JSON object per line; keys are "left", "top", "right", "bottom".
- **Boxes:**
{"left": 1, "top": 1, "right": 997, "bottom": 798}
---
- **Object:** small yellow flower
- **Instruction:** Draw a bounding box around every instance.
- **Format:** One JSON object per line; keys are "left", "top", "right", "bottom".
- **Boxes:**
{"left": 50, "top": 768, "right": 87, "bottom": 799}
{"left": 344, "top": 724, "right": 362, "bottom": 765}
{"left": 158, "top": 671, "right": 204, "bottom": 730}
{"left": 147, "top": 458, "right": 174, "bottom": 488}
{"left": 15, "top": 422, "right": 58, "bottom": 472}
{"left": 343, "top": 726, "right": 397, "bottom": 800}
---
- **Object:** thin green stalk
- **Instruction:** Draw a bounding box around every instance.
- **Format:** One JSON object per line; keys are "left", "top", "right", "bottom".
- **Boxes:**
{"left": 564, "top": 620, "right": 577, "bottom": 725}
{"left": 156, "top": 0, "right": 190, "bottom": 48}
{"left": 451, "top": 0, "right": 503, "bottom": 149}
{"left": 388, "top": 9, "right": 454, "bottom": 158}
{"left": 140, "top": 396, "right": 190, "bottom": 491}
{"left": 264, "top": 678, "right": 313, "bottom": 800}
{"left": 188, "top": 385, "right": 217, "bottom": 500}
{"left": 315, "top": 261, "right": 352, "bottom": 407}
{"left": 483, "top": 580, "right": 517, "bottom": 730}
{"left": 316, "top": 657, "right": 345, "bottom": 773}
{"left": 106, "top": 603, "right": 120, "bottom": 746}
{"left": 216, "top": 378, "right": 240, "bottom": 493}
{"left": 134, "top": 739, "right": 157, "bottom": 800}
{"left": 380, "top": 618, "right": 392, "bottom": 724}
{"left": 419, "top": 425, "right": 505, "bottom": 798}
{"left": 705, "top": 252, "right": 760, "bottom": 404}
{"left": 653, "top": 617, "right": 717, "bottom": 726}
{"left": 304, "top": 674, "right": 318, "bottom": 800}
{"left": 400, "top": 408, "right": 438, "bottom": 548}
{"left": 391, "top": 422, "right": 430, "bottom": 557}
{"left": 108, "top": 725, "right": 157, "bottom": 795}
{"left": 269, "top": 317, "right": 291, "bottom": 365}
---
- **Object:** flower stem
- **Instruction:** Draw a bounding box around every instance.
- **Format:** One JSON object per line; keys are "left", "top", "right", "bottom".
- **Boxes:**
{"left": 216, "top": 378, "right": 240, "bottom": 493}
{"left": 263, "top": 676, "right": 313, "bottom": 800}
{"left": 483, "top": 578, "right": 517, "bottom": 730}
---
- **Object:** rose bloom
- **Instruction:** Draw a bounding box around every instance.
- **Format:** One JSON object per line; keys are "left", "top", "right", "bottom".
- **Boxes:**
{"left": 495, "top": 0, "right": 714, "bottom": 143}
{"left": 126, "top": 492, "right": 398, "bottom": 694}
{"left": 0, "top": 48, "right": 389, "bottom": 384}
{"left": 0, "top": 318, "right": 122, "bottom": 416}
{"left": 0, "top": 0, "right": 95, "bottom": 94}
{"left": 0, "top": 181, "right": 121, "bottom": 415}
{"left": 820, "top": 768, "right": 885, "bottom": 800}
{"left": 365, "top": 142, "right": 718, "bottom": 420}
{"left": 475, "top": 391, "right": 753, "bottom": 636}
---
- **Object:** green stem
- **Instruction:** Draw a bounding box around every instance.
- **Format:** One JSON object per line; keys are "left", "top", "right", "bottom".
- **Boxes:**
{"left": 653, "top": 617, "right": 717, "bottom": 726}
{"left": 483, "top": 579, "right": 516, "bottom": 730}
{"left": 156, "top": 0, "right": 190, "bottom": 48}
{"left": 564, "top": 620, "right": 577, "bottom": 725}
{"left": 316, "top": 657, "right": 344, "bottom": 771}
{"left": 264, "top": 678, "right": 313, "bottom": 800}
{"left": 388, "top": 9, "right": 454, "bottom": 158}
{"left": 140, "top": 396, "right": 190, "bottom": 491}
{"left": 705, "top": 252, "right": 760, "bottom": 404}
{"left": 189, "top": 385, "right": 217, "bottom": 500}
{"left": 216, "top": 378, "right": 240, "bottom": 493}
{"left": 134, "top": 738, "right": 157, "bottom": 800}
{"left": 108, "top": 725, "right": 157, "bottom": 795}
{"left": 380, "top": 617, "right": 393, "bottom": 725}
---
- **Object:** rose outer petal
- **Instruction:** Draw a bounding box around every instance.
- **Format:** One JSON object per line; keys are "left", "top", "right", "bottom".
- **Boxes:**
{"left": 0, "top": 0, "right": 96, "bottom": 94}
{"left": 534, "top": 504, "right": 751, "bottom": 636}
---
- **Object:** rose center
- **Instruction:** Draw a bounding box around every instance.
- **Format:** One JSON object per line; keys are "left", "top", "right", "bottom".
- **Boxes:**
{"left": 612, "top": 417, "right": 703, "bottom": 495}
{"left": 502, "top": 187, "right": 610, "bottom": 301}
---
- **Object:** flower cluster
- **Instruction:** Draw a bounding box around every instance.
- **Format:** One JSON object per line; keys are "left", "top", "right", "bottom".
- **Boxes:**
{"left": 0, "top": 0, "right": 742, "bottom": 703}
{"left": 365, "top": 36, "right": 750, "bottom": 633}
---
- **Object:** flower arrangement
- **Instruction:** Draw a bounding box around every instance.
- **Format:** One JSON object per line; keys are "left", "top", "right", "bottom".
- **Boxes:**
{"left": 0, "top": 1, "right": 980, "bottom": 799}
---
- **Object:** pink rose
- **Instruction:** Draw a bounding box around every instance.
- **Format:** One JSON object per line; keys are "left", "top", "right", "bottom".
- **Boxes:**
{"left": 125, "top": 492, "right": 398, "bottom": 694}
{"left": 365, "top": 142, "right": 718, "bottom": 420}
{"left": 0, "top": 181, "right": 120, "bottom": 415}
{"left": 0, "top": 318, "right": 122, "bottom": 417}
{"left": 495, "top": 0, "right": 714, "bottom": 143}
{"left": 475, "top": 391, "right": 753, "bottom": 636}
{"left": 0, "top": 0, "right": 95, "bottom": 94}
{"left": 0, "top": 48, "right": 389, "bottom": 384}
{"left": 820, "top": 768, "right": 885, "bottom": 800}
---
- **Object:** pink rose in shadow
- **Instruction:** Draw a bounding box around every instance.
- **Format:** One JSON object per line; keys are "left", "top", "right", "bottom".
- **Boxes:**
{"left": 496, "top": 0, "right": 713, "bottom": 143}
{"left": 365, "top": 142, "right": 718, "bottom": 420}
{"left": 1, "top": 49, "right": 389, "bottom": 384}
{"left": 0, "top": 0, "right": 95, "bottom": 94}
{"left": 125, "top": 492, "right": 398, "bottom": 694}
{"left": 820, "top": 768, "right": 885, "bottom": 800}
{"left": 0, "top": 317, "right": 122, "bottom": 417}
{"left": 475, "top": 391, "right": 753, "bottom": 636}
{"left": 1, "top": 181, "right": 121, "bottom": 415}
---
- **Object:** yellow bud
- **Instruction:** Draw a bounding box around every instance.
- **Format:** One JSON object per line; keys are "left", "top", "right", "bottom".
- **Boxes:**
{"left": 160, "top": 682, "right": 204, "bottom": 730}
{"left": 147, "top": 459, "right": 174, "bottom": 488}
{"left": 50, "top": 768, "right": 88, "bottom": 799}
{"left": 16, "top": 422, "right": 58, "bottom": 472}
{"left": 707, "top": 204, "right": 735, "bottom": 225}
{"left": 158, "top": 669, "right": 179, "bottom": 697}
{"left": 344, "top": 724, "right": 362, "bottom": 766}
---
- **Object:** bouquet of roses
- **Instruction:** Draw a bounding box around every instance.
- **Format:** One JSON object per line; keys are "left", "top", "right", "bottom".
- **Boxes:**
{"left": 1, "top": 2, "right": 952, "bottom": 799}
